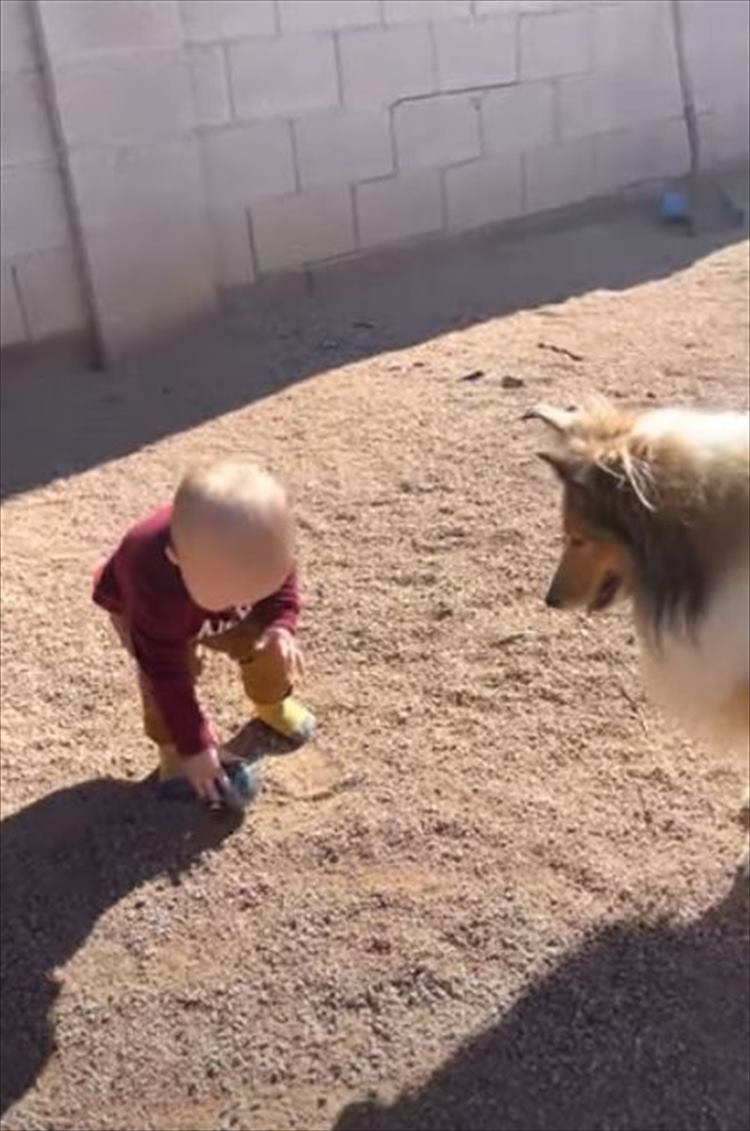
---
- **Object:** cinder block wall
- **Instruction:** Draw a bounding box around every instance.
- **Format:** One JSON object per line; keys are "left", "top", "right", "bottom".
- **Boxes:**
{"left": 1, "top": 0, "right": 748, "bottom": 360}
{"left": 0, "top": 0, "right": 88, "bottom": 348}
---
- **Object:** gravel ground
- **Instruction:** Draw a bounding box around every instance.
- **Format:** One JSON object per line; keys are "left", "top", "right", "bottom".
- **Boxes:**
{"left": 1, "top": 203, "right": 748, "bottom": 1131}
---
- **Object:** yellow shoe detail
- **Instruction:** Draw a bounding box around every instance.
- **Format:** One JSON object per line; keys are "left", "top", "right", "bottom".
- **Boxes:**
{"left": 254, "top": 697, "right": 316, "bottom": 743}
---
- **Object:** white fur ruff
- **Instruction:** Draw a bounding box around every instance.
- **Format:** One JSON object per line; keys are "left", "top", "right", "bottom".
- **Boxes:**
{"left": 638, "top": 563, "right": 749, "bottom": 755}
{"left": 634, "top": 407, "right": 749, "bottom": 757}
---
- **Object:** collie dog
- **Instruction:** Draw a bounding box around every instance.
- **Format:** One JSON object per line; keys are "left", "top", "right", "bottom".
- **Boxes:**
{"left": 524, "top": 399, "right": 749, "bottom": 825}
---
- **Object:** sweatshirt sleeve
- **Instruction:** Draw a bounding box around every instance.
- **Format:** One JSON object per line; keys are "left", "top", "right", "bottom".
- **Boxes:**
{"left": 250, "top": 568, "right": 301, "bottom": 635}
{"left": 127, "top": 612, "right": 215, "bottom": 757}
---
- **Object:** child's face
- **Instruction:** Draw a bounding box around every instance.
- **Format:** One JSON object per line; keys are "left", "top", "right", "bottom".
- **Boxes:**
{"left": 168, "top": 537, "right": 292, "bottom": 611}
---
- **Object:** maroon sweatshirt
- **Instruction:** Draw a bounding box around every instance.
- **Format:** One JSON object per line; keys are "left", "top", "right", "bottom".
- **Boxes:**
{"left": 93, "top": 505, "right": 300, "bottom": 756}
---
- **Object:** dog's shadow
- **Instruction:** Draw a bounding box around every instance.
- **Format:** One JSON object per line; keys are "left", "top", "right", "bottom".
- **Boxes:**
{"left": 334, "top": 874, "right": 750, "bottom": 1131}
{"left": 0, "top": 774, "right": 241, "bottom": 1116}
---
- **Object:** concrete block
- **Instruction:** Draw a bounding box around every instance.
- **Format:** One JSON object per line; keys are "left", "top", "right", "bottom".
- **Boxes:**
{"left": 394, "top": 93, "right": 481, "bottom": 170}
{"left": 1, "top": 264, "right": 27, "bottom": 347}
{"left": 477, "top": 0, "right": 592, "bottom": 11}
{"left": 475, "top": 1, "right": 522, "bottom": 11}
{"left": 383, "top": 1, "right": 471, "bottom": 23}
{"left": 481, "top": 82, "right": 555, "bottom": 156}
{"left": 559, "top": 67, "right": 682, "bottom": 140}
{"left": 229, "top": 34, "right": 338, "bottom": 119}
{"left": 524, "top": 136, "right": 595, "bottom": 212}
{"left": 339, "top": 24, "right": 435, "bottom": 108}
{"left": 683, "top": 1, "right": 750, "bottom": 116}
{"left": 85, "top": 216, "right": 214, "bottom": 337}
{"left": 593, "top": 0, "right": 673, "bottom": 74}
{"left": 0, "top": 163, "right": 72, "bottom": 258}
{"left": 201, "top": 121, "right": 296, "bottom": 208}
{"left": 0, "top": 0, "right": 37, "bottom": 74}
{"left": 699, "top": 103, "right": 750, "bottom": 165}
{"left": 250, "top": 186, "right": 356, "bottom": 271}
{"left": 181, "top": 0, "right": 276, "bottom": 42}
{"left": 434, "top": 16, "right": 517, "bottom": 90}
{"left": 69, "top": 138, "right": 206, "bottom": 233}
{"left": 356, "top": 170, "right": 443, "bottom": 248}
{"left": 682, "top": 0, "right": 750, "bottom": 64}
{"left": 188, "top": 44, "right": 231, "bottom": 127}
{"left": 593, "top": 118, "right": 689, "bottom": 194}
{"left": 444, "top": 154, "right": 523, "bottom": 230}
{"left": 689, "top": 50, "right": 750, "bottom": 116}
{"left": 557, "top": 72, "right": 606, "bottom": 137}
{"left": 209, "top": 207, "right": 256, "bottom": 289}
{"left": 294, "top": 111, "right": 393, "bottom": 188}
{"left": 279, "top": 0, "right": 381, "bottom": 31}
{"left": 484, "top": 2, "right": 592, "bottom": 9}
{"left": 519, "top": 0, "right": 591, "bottom": 10}
{"left": 53, "top": 51, "right": 194, "bottom": 147}
{"left": 38, "top": 0, "right": 181, "bottom": 60}
{"left": 520, "top": 9, "right": 592, "bottom": 80}
{"left": 14, "top": 246, "right": 88, "bottom": 339}
{"left": 642, "top": 69, "right": 685, "bottom": 127}
{"left": 0, "top": 71, "right": 55, "bottom": 167}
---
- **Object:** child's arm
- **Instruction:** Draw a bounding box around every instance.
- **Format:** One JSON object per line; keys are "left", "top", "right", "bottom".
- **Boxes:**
{"left": 250, "top": 568, "right": 301, "bottom": 635}
{"left": 128, "top": 621, "right": 229, "bottom": 801}
{"left": 128, "top": 615, "right": 215, "bottom": 757}
{"left": 250, "top": 569, "right": 305, "bottom": 686}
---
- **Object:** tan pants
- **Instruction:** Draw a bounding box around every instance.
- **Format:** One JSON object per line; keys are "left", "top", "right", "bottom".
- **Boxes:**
{"left": 112, "top": 615, "right": 290, "bottom": 749}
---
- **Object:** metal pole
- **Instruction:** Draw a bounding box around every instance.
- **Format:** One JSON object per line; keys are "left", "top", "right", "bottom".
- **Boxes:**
{"left": 669, "top": 0, "right": 701, "bottom": 180}
{"left": 28, "top": 0, "right": 110, "bottom": 369}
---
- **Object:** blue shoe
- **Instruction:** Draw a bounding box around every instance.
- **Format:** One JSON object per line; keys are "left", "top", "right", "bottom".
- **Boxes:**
{"left": 156, "top": 760, "right": 259, "bottom": 813}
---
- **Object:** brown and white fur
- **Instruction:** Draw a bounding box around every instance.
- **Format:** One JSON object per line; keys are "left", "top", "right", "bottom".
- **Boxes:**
{"left": 524, "top": 398, "right": 749, "bottom": 829}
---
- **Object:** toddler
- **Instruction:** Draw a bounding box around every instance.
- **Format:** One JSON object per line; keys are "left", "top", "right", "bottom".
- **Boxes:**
{"left": 93, "top": 459, "right": 315, "bottom": 805}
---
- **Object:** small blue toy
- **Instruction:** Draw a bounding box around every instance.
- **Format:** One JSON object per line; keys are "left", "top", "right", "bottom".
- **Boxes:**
{"left": 157, "top": 759, "right": 259, "bottom": 813}
{"left": 659, "top": 190, "right": 690, "bottom": 224}
{"left": 217, "top": 760, "right": 258, "bottom": 813}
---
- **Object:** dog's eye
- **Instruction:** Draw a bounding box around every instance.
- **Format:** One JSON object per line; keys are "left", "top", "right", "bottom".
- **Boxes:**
{"left": 569, "top": 536, "right": 586, "bottom": 548}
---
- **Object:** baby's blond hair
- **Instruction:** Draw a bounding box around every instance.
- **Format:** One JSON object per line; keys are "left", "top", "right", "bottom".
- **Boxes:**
{"left": 172, "top": 460, "right": 292, "bottom": 552}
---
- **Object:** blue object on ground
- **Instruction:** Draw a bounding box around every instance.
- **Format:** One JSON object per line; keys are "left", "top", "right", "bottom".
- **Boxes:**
{"left": 156, "top": 759, "right": 259, "bottom": 813}
{"left": 659, "top": 190, "right": 690, "bottom": 223}
{"left": 219, "top": 760, "right": 259, "bottom": 813}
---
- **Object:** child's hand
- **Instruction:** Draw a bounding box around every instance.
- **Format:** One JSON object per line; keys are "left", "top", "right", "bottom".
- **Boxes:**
{"left": 183, "top": 746, "right": 229, "bottom": 804}
{"left": 255, "top": 626, "right": 304, "bottom": 683}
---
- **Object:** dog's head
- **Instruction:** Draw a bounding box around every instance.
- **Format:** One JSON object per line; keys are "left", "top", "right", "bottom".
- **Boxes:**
{"left": 523, "top": 402, "right": 642, "bottom": 614}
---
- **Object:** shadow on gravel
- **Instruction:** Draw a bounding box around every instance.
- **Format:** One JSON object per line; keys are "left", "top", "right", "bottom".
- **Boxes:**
{"left": 334, "top": 873, "right": 749, "bottom": 1131}
{"left": 3, "top": 194, "right": 747, "bottom": 501}
{"left": 0, "top": 777, "right": 240, "bottom": 1115}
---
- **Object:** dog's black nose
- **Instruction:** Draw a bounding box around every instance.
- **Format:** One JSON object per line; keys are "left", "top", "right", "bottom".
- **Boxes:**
{"left": 545, "top": 592, "right": 561, "bottom": 608}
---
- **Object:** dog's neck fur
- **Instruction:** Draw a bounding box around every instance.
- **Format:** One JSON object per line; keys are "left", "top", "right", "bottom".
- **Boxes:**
{"left": 573, "top": 406, "right": 749, "bottom": 634}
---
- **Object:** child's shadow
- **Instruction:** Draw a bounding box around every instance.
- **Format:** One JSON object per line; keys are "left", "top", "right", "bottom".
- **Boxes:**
{"left": 0, "top": 775, "right": 240, "bottom": 1116}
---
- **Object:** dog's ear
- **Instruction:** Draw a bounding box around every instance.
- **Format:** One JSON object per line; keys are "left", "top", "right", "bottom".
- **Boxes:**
{"left": 521, "top": 403, "right": 578, "bottom": 434}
